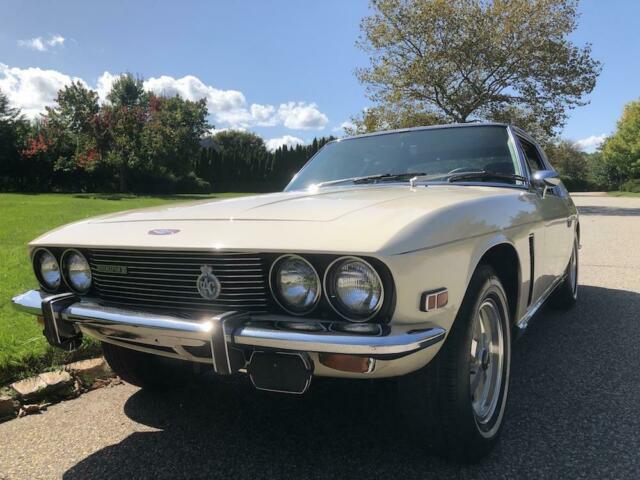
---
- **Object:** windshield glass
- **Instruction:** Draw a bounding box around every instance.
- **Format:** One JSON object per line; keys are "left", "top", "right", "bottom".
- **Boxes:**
{"left": 285, "top": 125, "right": 522, "bottom": 191}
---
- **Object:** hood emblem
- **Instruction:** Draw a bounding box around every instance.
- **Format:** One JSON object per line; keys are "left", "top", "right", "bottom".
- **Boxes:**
{"left": 197, "top": 265, "right": 221, "bottom": 300}
{"left": 148, "top": 229, "right": 180, "bottom": 236}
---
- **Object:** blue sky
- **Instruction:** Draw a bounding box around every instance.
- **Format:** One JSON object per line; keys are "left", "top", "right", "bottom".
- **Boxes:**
{"left": 0, "top": 0, "right": 638, "bottom": 152}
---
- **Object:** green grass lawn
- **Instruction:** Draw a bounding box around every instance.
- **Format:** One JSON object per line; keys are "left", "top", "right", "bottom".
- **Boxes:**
{"left": 0, "top": 192, "right": 249, "bottom": 385}
{"left": 608, "top": 191, "right": 640, "bottom": 197}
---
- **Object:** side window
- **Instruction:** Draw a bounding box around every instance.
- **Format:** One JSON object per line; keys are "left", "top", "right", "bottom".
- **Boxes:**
{"left": 518, "top": 137, "right": 545, "bottom": 174}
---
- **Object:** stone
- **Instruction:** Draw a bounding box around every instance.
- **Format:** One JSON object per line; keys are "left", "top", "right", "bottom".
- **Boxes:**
{"left": 38, "top": 370, "right": 73, "bottom": 389}
{"left": 0, "top": 395, "right": 17, "bottom": 420}
{"left": 10, "top": 376, "right": 48, "bottom": 401}
{"left": 66, "top": 357, "right": 113, "bottom": 386}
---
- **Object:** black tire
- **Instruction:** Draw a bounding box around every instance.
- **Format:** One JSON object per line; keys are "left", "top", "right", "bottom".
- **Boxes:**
{"left": 399, "top": 264, "right": 512, "bottom": 463}
{"left": 550, "top": 237, "right": 579, "bottom": 309}
{"left": 101, "top": 342, "right": 201, "bottom": 390}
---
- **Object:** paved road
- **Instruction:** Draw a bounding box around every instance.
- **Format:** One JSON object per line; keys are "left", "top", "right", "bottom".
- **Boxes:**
{"left": 1, "top": 193, "right": 640, "bottom": 480}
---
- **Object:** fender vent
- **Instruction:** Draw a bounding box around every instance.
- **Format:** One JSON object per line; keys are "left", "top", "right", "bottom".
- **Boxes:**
{"left": 527, "top": 234, "right": 535, "bottom": 306}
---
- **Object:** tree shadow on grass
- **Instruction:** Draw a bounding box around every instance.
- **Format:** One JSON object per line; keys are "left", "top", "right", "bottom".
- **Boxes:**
{"left": 63, "top": 285, "right": 640, "bottom": 479}
{"left": 71, "top": 193, "right": 228, "bottom": 201}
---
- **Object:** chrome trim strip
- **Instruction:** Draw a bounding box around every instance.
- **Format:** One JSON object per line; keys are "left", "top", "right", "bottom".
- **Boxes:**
{"left": 516, "top": 274, "right": 566, "bottom": 331}
{"left": 12, "top": 289, "right": 446, "bottom": 358}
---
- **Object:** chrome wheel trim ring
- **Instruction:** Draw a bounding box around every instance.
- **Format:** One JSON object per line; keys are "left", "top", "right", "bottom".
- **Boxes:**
{"left": 469, "top": 297, "right": 505, "bottom": 430}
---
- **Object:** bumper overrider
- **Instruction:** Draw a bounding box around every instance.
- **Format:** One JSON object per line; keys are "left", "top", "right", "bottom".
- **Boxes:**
{"left": 12, "top": 290, "right": 446, "bottom": 393}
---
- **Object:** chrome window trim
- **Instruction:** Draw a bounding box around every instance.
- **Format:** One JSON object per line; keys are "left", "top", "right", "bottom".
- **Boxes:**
{"left": 60, "top": 248, "right": 93, "bottom": 295}
{"left": 323, "top": 256, "right": 385, "bottom": 322}
{"left": 268, "top": 254, "right": 322, "bottom": 316}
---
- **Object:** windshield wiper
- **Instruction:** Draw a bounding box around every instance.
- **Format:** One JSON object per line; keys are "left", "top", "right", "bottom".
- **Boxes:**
{"left": 314, "top": 172, "right": 427, "bottom": 188}
{"left": 446, "top": 171, "right": 527, "bottom": 184}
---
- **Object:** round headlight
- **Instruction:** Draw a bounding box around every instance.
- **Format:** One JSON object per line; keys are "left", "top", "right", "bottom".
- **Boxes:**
{"left": 61, "top": 250, "right": 92, "bottom": 293}
{"left": 33, "top": 248, "right": 61, "bottom": 291}
{"left": 270, "top": 255, "right": 321, "bottom": 315}
{"left": 325, "top": 257, "right": 383, "bottom": 321}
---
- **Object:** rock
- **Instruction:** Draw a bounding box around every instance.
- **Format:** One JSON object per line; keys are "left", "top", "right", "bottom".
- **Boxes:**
{"left": 66, "top": 357, "right": 113, "bottom": 387}
{"left": 0, "top": 395, "right": 17, "bottom": 420}
{"left": 10, "top": 376, "right": 48, "bottom": 401}
{"left": 10, "top": 371, "right": 74, "bottom": 401}
{"left": 39, "top": 370, "right": 73, "bottom": 390}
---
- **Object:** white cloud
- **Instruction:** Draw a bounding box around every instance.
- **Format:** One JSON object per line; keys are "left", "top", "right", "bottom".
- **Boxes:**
{"left": 333, "top": 120, "right": 356, "bottom": 133}
{"left": 277, "top": 102, "right": 328, "bottom": 130}
{"left": 265, "top": 135, "right": 305, "bottom": 152}
{"left": 575, "top": 134, "right": 607, "bottom": 153}
{"left": 0, "top": 64, "right": 329, "bottom": 132}
{"left": 0, "top": 63, "right": 84, "bottom": 118}
{"left": 18, "top": 34, "right": 65, "bottom": 52}
{"left": 95, "top": 71, "right": 118, "bottom": 102}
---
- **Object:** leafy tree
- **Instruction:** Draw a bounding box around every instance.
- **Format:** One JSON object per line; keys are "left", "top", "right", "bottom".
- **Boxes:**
{"left": 0, "top": 89, "right": 31, "bottom": 190}
{"left": 143, "top": 94, "right": 210, "bottom": 177}
{"left": 106, "top": 74, "right": 148, "bottom": 108}
{"left": 355, "top": 0, "right": 601, "bottom": 138}
{"left": 545, "top": 139, "right": 591, "bottom": 190}
{"left": 101, "top": 75, "right": 150, "bottom": 191}
{"left": 601, "top": 100, "right": 640, "bottom": 185}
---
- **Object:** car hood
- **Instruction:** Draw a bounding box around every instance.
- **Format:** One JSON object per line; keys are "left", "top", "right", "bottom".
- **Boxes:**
{"left": 31, "top": 185, "right": 532, "bottom": 255}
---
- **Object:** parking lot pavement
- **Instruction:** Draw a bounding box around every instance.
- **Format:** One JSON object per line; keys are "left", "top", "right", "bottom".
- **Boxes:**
{"left": 1, "top": 193, "right": 639, "bottom": 480}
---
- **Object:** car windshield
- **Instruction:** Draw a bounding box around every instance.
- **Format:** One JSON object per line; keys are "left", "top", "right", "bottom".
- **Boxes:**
{"left": 285, "top": 125, "right": 523, "bottom": 191}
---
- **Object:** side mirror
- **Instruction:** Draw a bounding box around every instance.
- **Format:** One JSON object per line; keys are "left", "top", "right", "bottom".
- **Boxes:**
{"left": 532, "top": 170, "right": 561, "bottom": 197}
{"left": 532, "top": 170, "right": 561, "bottom": 187}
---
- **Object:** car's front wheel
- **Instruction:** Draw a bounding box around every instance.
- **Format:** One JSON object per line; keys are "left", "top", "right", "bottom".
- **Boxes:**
{"left": 399, "top": 264, "right": 512, "bottom": 463}
{"left": 102, "top": 342, "right": 202, "bottom": 390}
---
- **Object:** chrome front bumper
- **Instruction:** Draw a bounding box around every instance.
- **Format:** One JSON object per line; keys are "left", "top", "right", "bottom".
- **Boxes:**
{"left": 12, "top": 290, "right": 446, "bottom": 376}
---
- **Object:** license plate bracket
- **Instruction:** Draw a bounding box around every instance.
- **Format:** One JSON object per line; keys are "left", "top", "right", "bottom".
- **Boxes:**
{"left": 247, "top": 351, "right": 312, "bottom": 394}
{"left": 42, "top": 293, "right": 82, "bottom": 351}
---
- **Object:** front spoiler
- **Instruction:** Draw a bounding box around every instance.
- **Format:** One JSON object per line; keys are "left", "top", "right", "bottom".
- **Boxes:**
{"left": 12, "top": 290, "right": 446, "bottom": 375}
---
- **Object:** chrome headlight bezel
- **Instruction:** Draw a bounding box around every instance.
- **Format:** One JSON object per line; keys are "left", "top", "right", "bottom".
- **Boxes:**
{"left": 323, "top": 256, "right": 384, "bottom": 322}
{"left": 269, "top": 254, "right": 321, "bottom": 316}
{"left": 32, "top": 248, "right": 62, "bottom": 292}
{"left": 61, "top": 249, "right": 92, "bottom": 294}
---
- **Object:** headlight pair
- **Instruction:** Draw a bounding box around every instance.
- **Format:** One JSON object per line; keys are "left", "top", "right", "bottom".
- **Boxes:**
{"left": 269, "top": 255, "right": 384, "bottom": 322}
{"left": 32, "top": 248, "right": 92, "bottom": 294}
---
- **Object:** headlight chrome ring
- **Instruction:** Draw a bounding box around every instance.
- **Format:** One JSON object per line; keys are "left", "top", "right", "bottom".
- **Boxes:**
{"left": 61, "top": 249, "right": 92, "bottom": 294}
{"left": 32, "top": 248, "right": 61, "bottom": 292}
{"left": 323, "top": 256, "right": 384, "bottom": 322}
{"left": 269, "top": 254, "right": 321, "bottom": 316}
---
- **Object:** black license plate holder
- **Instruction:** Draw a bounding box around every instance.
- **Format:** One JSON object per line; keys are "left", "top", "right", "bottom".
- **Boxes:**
{"left": 247, "top": 351, "right": 312, "bottom": 394}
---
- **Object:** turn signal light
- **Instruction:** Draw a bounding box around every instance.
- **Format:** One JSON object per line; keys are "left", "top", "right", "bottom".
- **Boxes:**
{"left": 319, "top": 353, "right": 375, "bottom": 373}
{"left": 420, "top": 288, "right": 448, "bottom": 312}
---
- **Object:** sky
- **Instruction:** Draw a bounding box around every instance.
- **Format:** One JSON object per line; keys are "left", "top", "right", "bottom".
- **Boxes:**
{"left": 0, "top": 0, "right": 638, "bottom": 153}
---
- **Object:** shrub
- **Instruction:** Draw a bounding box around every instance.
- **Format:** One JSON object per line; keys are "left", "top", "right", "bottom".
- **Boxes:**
{"left": 620, "top": 178, "right": 640, "bottom": 193}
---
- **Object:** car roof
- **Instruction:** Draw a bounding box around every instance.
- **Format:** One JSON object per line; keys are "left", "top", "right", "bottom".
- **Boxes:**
{"left": 334, "top": 122, "right": 534, "bottom": 144}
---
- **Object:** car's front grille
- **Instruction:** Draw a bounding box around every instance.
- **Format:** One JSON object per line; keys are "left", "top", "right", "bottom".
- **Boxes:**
{"left": 88, "top": 249, "right": 269, "bottom": 314}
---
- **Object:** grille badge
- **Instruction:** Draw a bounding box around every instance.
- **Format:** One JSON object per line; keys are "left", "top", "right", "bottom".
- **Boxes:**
{"left": 148, "top": 229, "right": 180, "bottom": 235}
{"left": 94, "top": 264, "right": 128, "bottom": 274}
{"left": 197, "top": 265, "right": 221, "bottom": 300}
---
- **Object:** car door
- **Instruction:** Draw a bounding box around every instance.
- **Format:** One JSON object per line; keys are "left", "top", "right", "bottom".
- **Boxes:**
{"left": 518, "top": 136, "right": 573, "bottom": 297}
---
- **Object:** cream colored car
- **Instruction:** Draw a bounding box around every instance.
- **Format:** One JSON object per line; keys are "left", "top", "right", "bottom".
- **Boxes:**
{"left": 13, "top": 123, "right": 579, "bottom": 461}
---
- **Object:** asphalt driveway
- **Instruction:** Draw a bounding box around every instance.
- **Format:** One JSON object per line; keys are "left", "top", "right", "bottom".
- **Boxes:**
{"left": 1, "top": 192, "right": 639, "bottom": 479}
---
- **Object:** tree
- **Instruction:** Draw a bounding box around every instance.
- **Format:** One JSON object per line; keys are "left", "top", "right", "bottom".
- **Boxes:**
{"left": 545, "top": 139, "right": 591, "bottom": 190}
{"left": 355, "top": 0, "right": 601, "bottom": 139}
{"left": 601, "top": 100, "right": 640, "bottom": 185}
{"left": 0, "top": 89, "right": 31, "bottom": 190}
{"left": 102, "top": 74, "right": 149, "bottom": 191}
